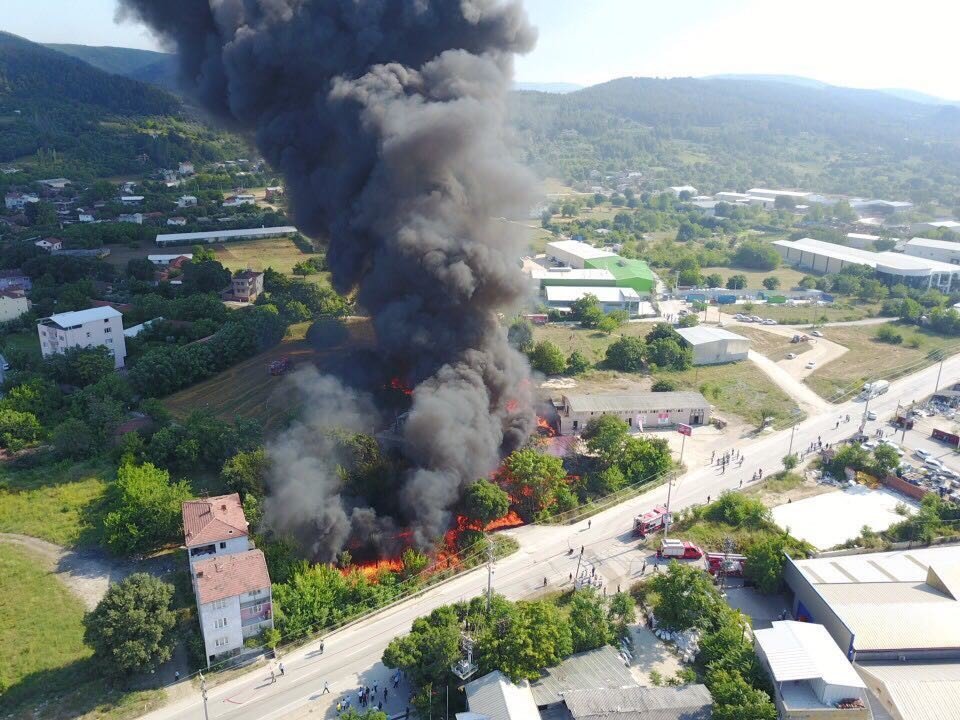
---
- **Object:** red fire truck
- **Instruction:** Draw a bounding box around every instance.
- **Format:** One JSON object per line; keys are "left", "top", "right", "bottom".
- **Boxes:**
{"left": 657, "top": 539, "right": 703, "bottom": 560}
{"left": 706, "top": 552, "right": 748, "bottom": 577}
{"left": 633, "top": 505, "right": 670, "bottom": 537}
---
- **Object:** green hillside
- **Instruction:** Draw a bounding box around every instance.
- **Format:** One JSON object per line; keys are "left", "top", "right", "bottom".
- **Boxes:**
{"left": 0, "top": 33, "right": 246, "bottom": 180}
{"left": 43, "top": 43, "right": 170, "bottom": 77}
{"left": 510, "top": 76, "right": 960, "bottom": 206}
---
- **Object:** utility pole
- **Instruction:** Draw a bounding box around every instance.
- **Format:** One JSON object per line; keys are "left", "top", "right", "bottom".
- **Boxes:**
{"left": 485, "top": 535, "right": 495, "bottom": 613}
{"left": 787, "top": 423, "right": 797, "bottom": 458}
{"left": 663, "top": 474, "right": 674, "bottom": 543}
{"left": 199, "top": 671, "right": 210, "bottom": 720}
{"left": 934, "top": 352, "right": 945, "bottom": 398}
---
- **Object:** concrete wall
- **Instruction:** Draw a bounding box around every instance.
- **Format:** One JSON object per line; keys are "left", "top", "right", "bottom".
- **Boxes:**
{"left": 199, "top": 595, "right": 243, "bottom": 663}
{"left": 0, "top": 295, "right": 29, "bottom": 322}
{"left": 904, "top": 244, "right": 960, "bottom": 265}
{"left": 784, "top": 559, "right": 855, "bottom": 659}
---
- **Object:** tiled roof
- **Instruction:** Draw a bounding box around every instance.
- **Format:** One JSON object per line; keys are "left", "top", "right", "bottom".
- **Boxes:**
{"left": 235, "top": 270, "right": 263, "bottom": 280}
{"left": 562, "top": 684, "right": 713, "bottom": 720}
{"left": 194, "top": 549, "right": 270, "bottom": 605}
{"left": 182, "top": 493, "right": 248, "bottom": 547}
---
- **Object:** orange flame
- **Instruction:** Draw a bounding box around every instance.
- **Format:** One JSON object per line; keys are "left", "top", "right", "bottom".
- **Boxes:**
{"left": 350, "top": 557, "right": 404, "bottom": 581}
{"left": 387, "top": 377, "right": 414, "bottom": 396}
{"left": 536, "top": 415, "right": 558, "bottom": 437}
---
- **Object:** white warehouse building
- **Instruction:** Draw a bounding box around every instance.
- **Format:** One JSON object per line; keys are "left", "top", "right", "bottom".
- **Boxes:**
{"left": 554, "top": 392, "right": 711, "bottom": 435}
{"left": 543, "top": 285, "right": 643, "bottom": 316}
{"left": 903, "top": 236, "right": 960, "bottom": 266}
{"left": 37, "top": 306, "right": 127, "bottom": 368}
{"left": 675, "top": 326, "right": 750, "bottom": 365}
{"left": 773, "top": 237, "right": 960, "bottom": 292}
{"left": 545, "top": 239, "right": 616, "bottom": 269}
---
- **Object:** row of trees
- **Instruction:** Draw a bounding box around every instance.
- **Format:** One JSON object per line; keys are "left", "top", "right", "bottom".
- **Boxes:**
{"left": 605, "top": 323, "right": 693, "bottom": 372}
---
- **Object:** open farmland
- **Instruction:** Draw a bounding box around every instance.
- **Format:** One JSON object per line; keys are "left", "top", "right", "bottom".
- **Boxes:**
{"left": 723, "top": 300, "right": 883, "bottom": 325}
{"left": 698, "top": 263, "right": 807, "bottom": 291}
{"left": 211, "top": 236, "right": 323, "bottom": 278}
{"left": 163, "top": 318, "right": 374, "bottom": 430}
{"left": 804, "top": 323, "right": 960, "bottom": 400}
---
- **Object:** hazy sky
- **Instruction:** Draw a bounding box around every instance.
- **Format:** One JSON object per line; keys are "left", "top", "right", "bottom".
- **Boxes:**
{"left": 5, "top": 0, "right": 960, "bottom": 99}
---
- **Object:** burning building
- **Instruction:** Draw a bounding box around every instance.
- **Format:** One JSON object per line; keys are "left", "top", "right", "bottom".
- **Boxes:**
{"left": 120, "top": 0, "right": 538, "bottom": 560}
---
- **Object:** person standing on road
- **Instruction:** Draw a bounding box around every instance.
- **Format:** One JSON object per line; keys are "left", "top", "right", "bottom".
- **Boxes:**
{"left": 271, "top": 670, "right": 276, "bottom": 684}
{"left": 323, "top": 681, "right": 330, "bottom": 694}
{"left": 279, "top": 663, "right": 285, "bottom": 676}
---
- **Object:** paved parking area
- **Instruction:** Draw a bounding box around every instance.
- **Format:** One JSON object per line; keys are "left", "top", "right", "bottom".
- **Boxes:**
{"left": 771, "top": 485, "right": 917, "bottom": 550}
{"left": 722, "top": 585, "right": 791, "bottom": 631}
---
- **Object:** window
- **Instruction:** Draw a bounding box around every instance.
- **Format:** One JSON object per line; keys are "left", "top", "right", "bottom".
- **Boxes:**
{"left": 220, "top": 542, "right": 226, "bottom": 549}
{"left": 215, "top": 636, "right": 229, "bottom": 648}
{"left": 104, "top": 327, "right": 112, "bottom": 334}
{"left": 86, "top": 332, "right": 91, "bottom": 338}
{"left": 212, "top": 598, "right": 228, "bottom": 610}
{"left": 214, "top": 617, "right": 228, "bottom": 629}
{"left": 106, "top": 338, "right": 113, "bottom": 345}
{"left": 253, "top": 603, "right": 263, "bottom": 613}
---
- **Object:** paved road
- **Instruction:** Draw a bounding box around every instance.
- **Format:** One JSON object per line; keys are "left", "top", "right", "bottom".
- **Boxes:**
{"left": 140, "top": 352, "right": 960, "bottom": 720}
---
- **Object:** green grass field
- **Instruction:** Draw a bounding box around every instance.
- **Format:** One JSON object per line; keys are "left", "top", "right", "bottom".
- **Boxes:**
{"left": 1, "top": 331, "right": 42, "bottom": 362}
{"left": 0, "top": 543, "right": 164, "bottom": 719}
{"left": 732, "top": 326, "right": 813, "bottom": 361}
{"left": 699, "top": 265, "right": 808, "bottom": 291}
{"left": 0, "top": 461, "right": 109, "bottom": 547}
{"left": 727, "top": 301, "right": 882, "bottom": 325}
{"left": 211, "top": 236, "right": 323, "bottom": 278}
{"left": 163, "top": 318, "right": 374, "bottom": 430}
{"left": 805, "top": 323, "right": 960, "bottom": 400}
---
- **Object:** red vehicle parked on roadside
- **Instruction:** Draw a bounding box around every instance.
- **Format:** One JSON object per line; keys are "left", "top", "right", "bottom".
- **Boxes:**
{"left": 633, "top": 505, "right": 670, "bottom": 538}
{"left": 657, "top": 539, "right": 703, "bottom": 560}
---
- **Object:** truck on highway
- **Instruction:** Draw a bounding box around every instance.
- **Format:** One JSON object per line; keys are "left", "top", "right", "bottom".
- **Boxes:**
{"left": 860, "top": 380, "right": 890, "bottom": 399}
{"left": 633, "top": 505, "right": 670, "bottom": 537}
{"left": 657, "top": 539, "right": 703, "bottom": 560}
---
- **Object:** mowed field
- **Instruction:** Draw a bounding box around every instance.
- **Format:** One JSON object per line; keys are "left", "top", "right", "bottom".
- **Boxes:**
{"left": 163, "top": 318, "right": 375, "bottom": 429}
{"left": 804, "top": 323, "right": 960, "bottom": 400}
{"left": 211, "top": 236, "right": 323, "bottom": 277}
{"left": 698, "top": 265, "right": 809, "bottom": 291}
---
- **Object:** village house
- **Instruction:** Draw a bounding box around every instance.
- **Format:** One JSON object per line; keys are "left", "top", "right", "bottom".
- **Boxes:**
{"left": 167, "top": 216, "right": 188, "bottom": 227}
{"left": 0, "top": 269, "right": 31, "bottom": 292}
{"left": 37, "top": 177, "right": 70, "bottom": 190}
{"left": 34, "top": 238, "right": 62, "bottom": 252}
{"left": 178, "top": 161, "right": 196, "bottom": 176}
{"left": 0, "top": 289, "right": 30, "bottom": 322}
{"left": 78, "top": 210, "right": 95, "bottom": 223}
{"left": 223, "top": 194, "right": 256, "bottom": 208}
{"left": 118, "top": 213, "right": 143, "bottom": 224}
{"left": 228, "top": 270, "right": 265, "bottom": 302}
{"left": 177, "top": 195, "right": 198, "bottom": 208}
{"left": 37, "top": 306, "right": 127, "bottom": 368}
{"left": 182, "top": 494, "right": 273, "bottom": 666}
{"left": 4, "top": 191, "right": 39, "bottom": 210}
{"left": 148, "top": 254, "right": 193, "bottom": 266}
{"left": 264, "top": 186, "right": 284, "bottom": 202}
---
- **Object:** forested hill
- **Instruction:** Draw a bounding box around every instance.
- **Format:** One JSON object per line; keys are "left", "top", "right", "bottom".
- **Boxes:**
{"left": 510, "top": 76, "right": 960, "bottom": 205}
{"left": 0, "top": 32, "right": 177, "bottom": 115}
{"left": 0, "top": 33, "right": 247, "bottom": 181}
{"left": 45, "top": 42, "right": 179, "bottom": 92}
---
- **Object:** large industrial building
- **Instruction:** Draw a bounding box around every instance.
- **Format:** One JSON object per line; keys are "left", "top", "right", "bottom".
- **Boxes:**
{"left": 554, "top": 392, "right": 710, "bottom": 435}
{"left": 155, "top": 226, "right": 298, "bottom": 247}
{"left": 543, "top": 285, "right": 643, "bottom": 316}
{"left": 675, "top": 326, "right": 750, "bottom": 365}
{"left": 784, "top": 545, "right": 960, "bottom": 720}
{"left": 773, "top": 237, "right": 960, "bottom": 292}
{"left": 530, "top": 267, "right": 618, "bottom": 288}
{"left": 902, "top": 236, "right": 960, "bottom": 266}
{"left": 545, "top": 239, "right": 616, "bottom": 269}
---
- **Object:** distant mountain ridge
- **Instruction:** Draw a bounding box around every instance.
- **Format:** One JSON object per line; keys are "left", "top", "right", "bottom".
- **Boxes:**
{"left": 515, "top": 82, "right": 583, "bottom": 94}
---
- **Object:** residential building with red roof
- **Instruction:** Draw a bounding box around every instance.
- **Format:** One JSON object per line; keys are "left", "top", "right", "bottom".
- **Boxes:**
{"left": 228, "top": 269, "right": 264, "bottom": 302}
{"left": 182, "top": 494, "right": 272, "bottom": 665}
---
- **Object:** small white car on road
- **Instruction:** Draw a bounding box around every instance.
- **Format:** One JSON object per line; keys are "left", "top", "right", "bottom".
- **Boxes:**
{"left": 811, "top": 330, "right": 824, "bottom": 337}
{"left": 786, "top": 353, "right": 797, "bottom": 359}
{"left": 806, "top": 361, "right": 816, "bottom": 369}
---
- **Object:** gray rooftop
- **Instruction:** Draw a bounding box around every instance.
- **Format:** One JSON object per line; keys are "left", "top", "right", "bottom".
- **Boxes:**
{"left": 561, "top": 684, "right": 713, "bottom": 720}
{"left": 674, "top": 326, "right": 748, "bottom": 346}
{"left": 563, "top": 392, "right": 710, "bottom": 414}
{"left": 531, "top": 647, "right": 636, "bottom": 706}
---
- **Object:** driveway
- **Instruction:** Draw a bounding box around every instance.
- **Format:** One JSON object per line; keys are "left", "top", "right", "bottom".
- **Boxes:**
{"left": 748, "top": 350, "right": 831, "bottom": 415}
{"left": 0, "top": 532, "right": 175, "bottom": 610}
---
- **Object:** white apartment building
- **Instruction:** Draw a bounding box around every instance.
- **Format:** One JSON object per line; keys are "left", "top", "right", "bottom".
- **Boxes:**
{"left": 182, "top": 494, "right": 273, "bottom": 666}
{"left": 37, "top": 306, "right": 127, "bottom": 368}
{"left": 223, "top": 194, "right": 256, "bottom": 208}
{"left": 4, "top": 192, "right": 39, "bottom": 210}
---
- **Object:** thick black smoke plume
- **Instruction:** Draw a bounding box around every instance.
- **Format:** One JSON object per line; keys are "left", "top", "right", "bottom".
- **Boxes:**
{"left": 120, "top": 0, "right": 538, "bottom": 557}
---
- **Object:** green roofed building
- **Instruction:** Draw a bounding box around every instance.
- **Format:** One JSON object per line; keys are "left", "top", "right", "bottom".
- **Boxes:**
{"left": 584, "top": 256, "right": 656, "bottom": 294}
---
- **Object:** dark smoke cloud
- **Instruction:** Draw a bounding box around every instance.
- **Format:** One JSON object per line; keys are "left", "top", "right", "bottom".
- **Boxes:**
{"left": 120, "top": 0, "right": 537, "bottom": 553}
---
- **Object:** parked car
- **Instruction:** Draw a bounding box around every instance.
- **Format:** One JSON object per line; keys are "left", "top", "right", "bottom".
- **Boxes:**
{"left": 866, "top": 411, "right": 877, "bottom": 421}
{"left": 762, "top": 319, "right": 777, "bottom": 325}
{"left": 925, "top": 458, "right": 945, "bottom": 471}
{"left": 750, "top": 315, "right": 763, "bottom": 323}
{"left": 914, "top": 448, "right": 931, "bottom": 459}
{"left": 786, "top": 353, "right": 797, "bottom": 360}
{"left": 861, "top": 440, "right": 878, "bottom": 450}
{"left": 806, "top": 361, "right": 817, "bottom": 369}
{"left": 811, "top": 330, "right": 823, "bottom": 337}
{"left": 740, "top": 316, "right": 754, "bottom": 322}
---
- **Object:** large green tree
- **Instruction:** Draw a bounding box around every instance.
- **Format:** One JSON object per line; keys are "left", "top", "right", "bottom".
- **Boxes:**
{"left": 83, "top": 574, "right": 177, "bottom": 676}
{"left": 569, "top": 590, "right": 614, "bottom": 652}
{"left": 462, "top": 479, "right": 511, "bottom": 528}
{"left": 102, "top": 462, "right": 192, "bottom": 554}
{"left": 604, "top": 336, "right": 646, "bottom": 372}
{"left": 647, "top": 562, "right": 719, "bottom": 631}
{"left": 530, "top": 340, "right": 567, "bottom": 375}
{"left": 500, "top": 448, "right": 567, "bottom": 521}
